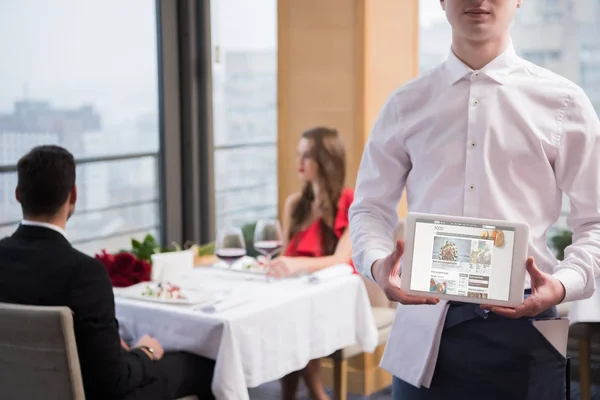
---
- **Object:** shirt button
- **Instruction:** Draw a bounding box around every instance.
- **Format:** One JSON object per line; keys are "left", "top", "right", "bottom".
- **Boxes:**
{"left": 474, "top": 72, "right": 479, "bottom": 77}
{"left": 472, "top": 100, "right": 479, "bottom": 106}
{"left": 469, "top": 184, "right": 475, "bottom": 190}
{"left": 470, "top": 141, "right": 476, "bottom": 148}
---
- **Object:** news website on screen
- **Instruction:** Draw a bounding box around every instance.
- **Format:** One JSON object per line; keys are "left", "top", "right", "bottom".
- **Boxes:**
{"left": 409, "top": 218, "right": 516, "bottom": 301}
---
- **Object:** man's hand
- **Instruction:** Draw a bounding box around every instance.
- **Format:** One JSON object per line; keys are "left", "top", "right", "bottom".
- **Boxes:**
{"left": 134, "top": 334, "right": 165, "bottom": 360}
{"left": 372, "top": 239, "right": 439, "bottom": 305}
{"left": 482, "top": 257, "right": 566, "bottom": 318}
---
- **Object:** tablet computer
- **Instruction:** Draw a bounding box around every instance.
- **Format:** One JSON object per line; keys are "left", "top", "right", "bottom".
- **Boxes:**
{"left": 400, "top": 212, "right": 529, "bottom": 307}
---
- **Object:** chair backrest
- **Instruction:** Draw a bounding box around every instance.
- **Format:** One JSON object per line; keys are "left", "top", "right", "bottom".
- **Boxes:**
{"left": 0, "top": 303, "right": 85, "bottom": 400}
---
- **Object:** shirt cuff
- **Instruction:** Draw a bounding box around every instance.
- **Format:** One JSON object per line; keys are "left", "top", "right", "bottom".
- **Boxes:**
{"left": 553, "top": 268, "right": 585, "bottom": 303}
{"left": 362, "top": 248, "right": 390, "bottom": 283}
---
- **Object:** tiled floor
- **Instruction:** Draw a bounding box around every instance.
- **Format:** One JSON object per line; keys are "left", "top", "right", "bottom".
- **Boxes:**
{"left": 249, "top": 337, "right": 600, "bottom": 399}
{"left": 249, "top": 380, "right": 600, "bottom": 399}
{"left": 248, "top": 381, "right": 391, "bottom": 400}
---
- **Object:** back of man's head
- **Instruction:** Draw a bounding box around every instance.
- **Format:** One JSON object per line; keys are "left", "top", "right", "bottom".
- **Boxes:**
{"left": 16, "top": 145, "right": 76, "bottom": 217}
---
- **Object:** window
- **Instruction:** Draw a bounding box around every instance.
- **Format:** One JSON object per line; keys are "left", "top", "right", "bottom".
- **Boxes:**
{"left": 210, "top": 0, "right": 278, "bottom": 230}
{"left": 418, "top": 0, "right": 598, "bottom": 240}
{"left": 520, "top": 50, "right": 562, "bottom": 66}
{"left": 418, "top": 2, "right": 451, "bottom": 73}
{"left": 512, "top": 0, "right": 600, "bottom": 233}
{"left": 0, "top": 0, "right": 161, "bottom": 254}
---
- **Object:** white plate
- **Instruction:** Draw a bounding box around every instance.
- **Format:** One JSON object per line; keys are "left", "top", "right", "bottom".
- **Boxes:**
{"left": 212, "top": 256, "right": 267, "bottom": 275}
{"left": 118, "top": 282, "right": 214, "bottom": 305}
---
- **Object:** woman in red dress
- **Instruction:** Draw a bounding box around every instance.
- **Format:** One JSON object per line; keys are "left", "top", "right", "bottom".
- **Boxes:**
{"left": 267, "top": 126, "right": 354, "bottom": 400}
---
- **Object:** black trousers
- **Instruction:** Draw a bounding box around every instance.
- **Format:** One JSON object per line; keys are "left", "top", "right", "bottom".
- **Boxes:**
{"left": 392, "top": 303, "right": 566, "bottom": 400}
{"left": 123, "top": 352, "right": 215, "bottom": 400}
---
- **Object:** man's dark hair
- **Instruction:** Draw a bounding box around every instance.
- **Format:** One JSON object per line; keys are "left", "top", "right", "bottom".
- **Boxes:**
{"left": 17, "top": 145, "right": 76, "bottom": 216}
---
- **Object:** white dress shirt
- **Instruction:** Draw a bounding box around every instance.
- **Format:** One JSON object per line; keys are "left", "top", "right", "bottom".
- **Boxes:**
{"left": 20, "top": 219, "right": 68, "bottom": 240}
{"left": 351, "top": 41, "right": 600, "bottom": 302}
{"left": 349, "top": 42, "right": 600, "bottom": 386}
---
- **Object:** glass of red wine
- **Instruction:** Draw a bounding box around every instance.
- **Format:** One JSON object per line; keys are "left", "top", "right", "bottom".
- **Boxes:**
{"left": 253, "top": 219, "right": 283, "bottom": 263}
{"left": 215, "top": 227, "right": 247, "bottom": 267}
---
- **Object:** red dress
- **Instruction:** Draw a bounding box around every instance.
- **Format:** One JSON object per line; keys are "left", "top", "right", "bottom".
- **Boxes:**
{"left": 284, "top": 188, "right": 356, "bottom": 273}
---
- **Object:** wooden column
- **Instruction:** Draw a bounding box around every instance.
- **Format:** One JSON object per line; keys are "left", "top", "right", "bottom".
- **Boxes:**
{"left": 277, "top": 0, "right": 419, "bottom": 219}
{"left": 277, "top": 1, "right": 419, "bottom": 395}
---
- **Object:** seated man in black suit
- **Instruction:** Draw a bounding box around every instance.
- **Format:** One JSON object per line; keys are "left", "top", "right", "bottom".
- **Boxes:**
{"left": 0, "top": 145, "right": 215, "bottom": 400}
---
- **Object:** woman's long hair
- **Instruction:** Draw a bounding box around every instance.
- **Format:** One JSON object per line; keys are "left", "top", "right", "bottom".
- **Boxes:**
{"left": 289, "top": 127, "right": 346, "bottom": 256}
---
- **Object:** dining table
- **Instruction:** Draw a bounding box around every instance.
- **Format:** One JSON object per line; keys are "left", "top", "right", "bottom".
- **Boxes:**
{"left": 114, "top": 265, "right": 379, "bottom": 400}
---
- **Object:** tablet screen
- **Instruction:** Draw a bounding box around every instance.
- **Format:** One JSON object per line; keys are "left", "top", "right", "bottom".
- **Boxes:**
{"left": 409, "top": 218, "right": 516, "bottom": 301}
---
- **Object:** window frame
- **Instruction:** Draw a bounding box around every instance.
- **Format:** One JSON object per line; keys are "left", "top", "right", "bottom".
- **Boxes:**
{"left": 0, "top": 0, "right": 217, "bottom": 251}
{"left": 157, "top": 0, "right": 216, "bottom": 247}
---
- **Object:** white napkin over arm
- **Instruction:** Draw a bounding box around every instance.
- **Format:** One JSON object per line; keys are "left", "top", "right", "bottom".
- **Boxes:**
{"left": 380, "top": 301, "right": 450, "bottom": 388}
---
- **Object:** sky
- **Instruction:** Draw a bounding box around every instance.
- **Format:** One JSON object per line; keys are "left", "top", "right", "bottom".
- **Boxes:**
{"left": 0, "top": 0, "right": 445, "bottom": 122}
{"left": 213, "top": 0, "right": 277, "bottom": 51}
{"left": 420, "top": 0, "right": 448, "bottom": 27}
{"left": 212, "top": 0, "right": 448, "bottom": 49}
{"left": 0, "top": 0, "right": 158, "bottom": 122}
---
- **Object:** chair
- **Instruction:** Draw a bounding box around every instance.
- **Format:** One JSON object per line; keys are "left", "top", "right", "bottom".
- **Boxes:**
{"left": 0, "top": 303, "right": 85, "bottom": 400}
{"left": 556, "top": 302, "right": 600, "bottom": 400}
{"left": 330, "top": 307, "right": 396, "bottom": 400}
{"left": 328, "top": 220, "right": 404, "bottom": 400}
{"left": 0, "top": 302, "right": 199, "bottom": 400}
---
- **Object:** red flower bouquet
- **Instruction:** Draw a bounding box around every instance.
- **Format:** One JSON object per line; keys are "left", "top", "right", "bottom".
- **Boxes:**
{"left": 95, "top": 250, "right": 152, "bottom": 287}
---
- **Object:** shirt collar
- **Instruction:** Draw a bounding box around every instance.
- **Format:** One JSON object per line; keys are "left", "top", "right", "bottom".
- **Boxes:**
{"left": 443, "top": 39, "right": 517, "bottom": 86}
{"left": 21, "top": 220, "right": 68, "bottom": 240}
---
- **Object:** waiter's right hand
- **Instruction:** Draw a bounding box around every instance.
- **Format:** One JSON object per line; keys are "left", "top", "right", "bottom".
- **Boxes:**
{"left": 372, "top": 239, "right": 439, "bottom": 305}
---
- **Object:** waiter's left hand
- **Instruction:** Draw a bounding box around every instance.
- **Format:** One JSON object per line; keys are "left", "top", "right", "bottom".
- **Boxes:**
{"left": 482, "top": 257, "right": 566, "bottom": 318}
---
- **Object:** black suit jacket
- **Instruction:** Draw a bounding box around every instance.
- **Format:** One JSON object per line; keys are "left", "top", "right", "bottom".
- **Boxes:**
{"left": 0, "top": 225, "right": 158, "bottom": 400}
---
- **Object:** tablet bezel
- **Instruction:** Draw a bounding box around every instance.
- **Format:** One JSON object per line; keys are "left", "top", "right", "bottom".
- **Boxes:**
{"left": 400, "top": 212, "right": 529, "bottom": 308}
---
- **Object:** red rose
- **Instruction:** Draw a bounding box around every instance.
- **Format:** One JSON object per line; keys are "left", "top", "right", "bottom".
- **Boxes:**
{"left": 111, "top": 275, "right": 131, "bottom": 288}
{"left": 94, "top": 250, "right": 153, "bottom": 288}
{"left": 132, "top": 259, "right": 151, "bottom": 283}
{"left": 95, "top": 250, "right": 116, "bottom": 274}
{"left": 114, "top": 252, "right": 137, "bottom": 271}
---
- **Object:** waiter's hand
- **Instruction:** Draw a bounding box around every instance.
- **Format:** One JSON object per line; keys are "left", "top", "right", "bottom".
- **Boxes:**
{"left": 372, "top": 239, "right": 439, "bottom": 305}
{"left": 482, "top": 257, "right": 566, "bottom": 318}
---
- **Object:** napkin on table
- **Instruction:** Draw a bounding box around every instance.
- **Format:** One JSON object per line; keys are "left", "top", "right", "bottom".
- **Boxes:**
{"left": 150, "top": 250, "right": 194, "bottom": 285}
{"left": 307, "top": 264, "right": 354, "bottom": 284}
{"left": 196, "top": 296, "right": 249, "bottom": 313}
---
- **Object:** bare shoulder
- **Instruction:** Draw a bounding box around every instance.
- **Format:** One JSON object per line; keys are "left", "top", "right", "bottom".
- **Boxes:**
{"left": 284, "top": 192, "right": 302, "bottom": 214}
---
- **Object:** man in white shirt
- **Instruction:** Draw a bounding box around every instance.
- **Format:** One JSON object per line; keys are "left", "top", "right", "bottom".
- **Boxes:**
{"left": 349, "top": 1, "right": 600, "bottom": 399}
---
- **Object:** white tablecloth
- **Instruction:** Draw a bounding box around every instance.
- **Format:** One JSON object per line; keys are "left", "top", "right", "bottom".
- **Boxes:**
{"left": 115, "top": 268, "right": 378, "bottom": 400}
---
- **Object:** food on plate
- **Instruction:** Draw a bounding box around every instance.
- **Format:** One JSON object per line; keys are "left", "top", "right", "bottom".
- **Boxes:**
{"left": 239, "top": 256, "right": 266, "bottom": 272}
{"left": 141, "top": 282, "right": 187, "bottom": 300}
{"left": 439, "top": 241, "right": 458, "bottom": 261}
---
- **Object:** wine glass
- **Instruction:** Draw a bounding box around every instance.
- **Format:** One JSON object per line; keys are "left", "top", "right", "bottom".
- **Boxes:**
{"left": 215, "top": 227, "right": 246, "bottom": 267}
{"left": 253, "top": 219, "right": 283, "bottom": 263}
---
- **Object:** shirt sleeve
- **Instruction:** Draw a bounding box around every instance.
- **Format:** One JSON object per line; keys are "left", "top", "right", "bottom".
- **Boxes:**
{"left": 349, "top": 93, "right": 411, "bottom": 281}
{"left": 553, "top": 86, "right": 600, "bottom": 303}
